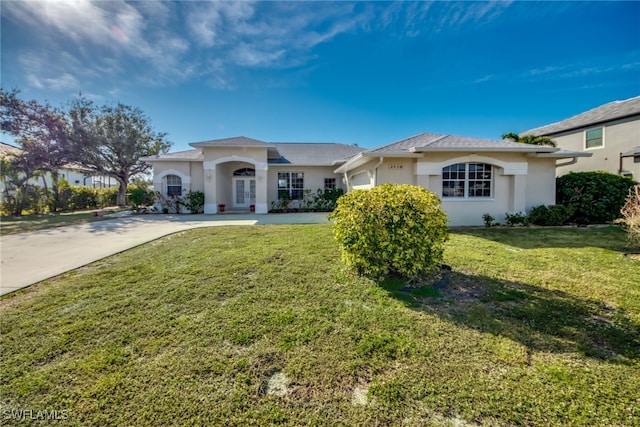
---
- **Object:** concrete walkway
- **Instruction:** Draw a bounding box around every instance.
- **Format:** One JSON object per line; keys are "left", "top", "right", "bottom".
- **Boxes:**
{"left": 0, "top": 212, "right": 330, "bottom": 296}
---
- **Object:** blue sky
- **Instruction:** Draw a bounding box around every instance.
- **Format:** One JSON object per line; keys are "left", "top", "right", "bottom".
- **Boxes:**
{"left": 2, "top": 1, "right": 639, "bottom": 152}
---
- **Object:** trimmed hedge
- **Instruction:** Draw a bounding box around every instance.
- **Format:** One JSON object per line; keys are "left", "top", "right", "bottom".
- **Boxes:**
{"left": 526, "top": 205, "right": 575, "bottom": 226}
{"left": 329, "top": 183, "right": 448, "bottom": 281}
{"left": 556, "top": 171, "right": 636, "bottom": 224}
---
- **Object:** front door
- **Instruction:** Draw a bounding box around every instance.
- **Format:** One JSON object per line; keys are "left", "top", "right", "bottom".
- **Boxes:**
{"left": 233, "top": 178, "right": 256, "bottom": 208}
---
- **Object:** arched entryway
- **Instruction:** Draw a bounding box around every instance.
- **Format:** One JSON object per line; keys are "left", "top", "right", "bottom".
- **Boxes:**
{"left": 232, "top": 168, "right": 256, "bottom": 208}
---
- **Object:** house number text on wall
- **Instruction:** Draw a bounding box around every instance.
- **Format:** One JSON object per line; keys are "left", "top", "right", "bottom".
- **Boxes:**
{"left": 389, "top": 164, "right": 403, "bottom": 169}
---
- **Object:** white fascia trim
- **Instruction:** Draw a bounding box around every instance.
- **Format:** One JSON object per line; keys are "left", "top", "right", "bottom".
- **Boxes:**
{"left": 417, "top": 155, "right": 528, "bottom": 175}
{"left": 153, "top": 169, "right": 192, "bottom": 185}
{"left": 334, "top": 152, "right": 422, "bottom": 174}
{"left": 203, "top": 156, "right": 268, "bottom": 171}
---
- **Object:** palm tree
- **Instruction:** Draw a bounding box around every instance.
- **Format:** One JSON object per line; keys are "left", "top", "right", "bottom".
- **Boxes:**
{"left": 501, "top": 132, "right": 556, "bottom": 147}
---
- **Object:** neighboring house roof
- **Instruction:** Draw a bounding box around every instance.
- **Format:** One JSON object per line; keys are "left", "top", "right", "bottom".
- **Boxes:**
{"left": 0, "top": 142, "right": 23, "bottom": 159}
{"left": 0, "top": 142, "right": 104, "bottom": 176}
{"left": 141, "top": 149, "right": 204, "bottom": 162}
{"left": 527, "top": 95, "right": 640, "bottom": 136}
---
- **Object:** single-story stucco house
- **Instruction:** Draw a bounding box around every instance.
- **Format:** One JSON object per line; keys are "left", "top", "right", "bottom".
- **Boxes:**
{"left": 142, "top": 133, "right": 589, "bottom": 226}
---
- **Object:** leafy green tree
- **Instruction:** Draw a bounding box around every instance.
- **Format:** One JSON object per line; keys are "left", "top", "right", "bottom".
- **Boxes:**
{"left": 0, "top": 154, "right": 45, "bottom": 216}
{"left": 68, "top": 98, "right": 171, "bottom": 206}
{"left": 502, "top": 132, "right": 556, "bottom": 147}
{"left": 1, "top": 88, "right": 71, "bottom": 211}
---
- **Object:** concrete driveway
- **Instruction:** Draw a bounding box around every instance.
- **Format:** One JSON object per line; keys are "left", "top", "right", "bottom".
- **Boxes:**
{"left": 0, "top": 212, "right": 330, "bottom": 296}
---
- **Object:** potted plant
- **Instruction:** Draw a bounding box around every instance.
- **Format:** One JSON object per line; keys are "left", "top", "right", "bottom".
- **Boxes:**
{"left": 218, "top": 203, "right": 226, "bottom": 213}
{"left": 250, "top": 204, "right": 255, "bottom": 212}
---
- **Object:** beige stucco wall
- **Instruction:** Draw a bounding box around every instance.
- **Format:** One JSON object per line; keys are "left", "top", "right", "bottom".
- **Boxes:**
{"left": 525, "top": 158, "right": 556, "bottom": 209}
{"left": 350, "top": 171, "right": 372, "bottom": 189}
{"left": 214, "top": 161, "right": 255, "bottom": 207}
{"left": 152, "top": 161, "right": 193, "bottom": 197}
{"left": 551, "top": 116, "right": 639, "bottom": 177}
{"left": 344, "top": 152, "right": 557, "bottom": 226}
{"left": 267, "top": 166, "right": 344, "bottom": 208}
{"left": 376, "top": 158, "right": 416, "bottom": 185}
{"left": 200, "top": 146, "right": 269, "bottom": 213}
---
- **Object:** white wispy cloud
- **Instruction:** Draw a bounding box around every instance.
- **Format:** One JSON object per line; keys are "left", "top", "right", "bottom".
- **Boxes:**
{"left": 1, "top": 0, "right": 517, "bottom": 93}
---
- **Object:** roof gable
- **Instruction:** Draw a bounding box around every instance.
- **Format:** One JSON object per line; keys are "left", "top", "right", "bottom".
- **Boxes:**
{"left": 142, "top": 139, "right": 363, "bottom": 165}
{"left": 190, "top": 136, "right": 273, "bottom": 148}
{"left": 527, "top": 95, "right": 640, "bottom": 136}
{"left": 269, "top": 143, "right": 362, "bottom": 166}
{"left": 370, "top": 133, "right": 556, "bottom": 154}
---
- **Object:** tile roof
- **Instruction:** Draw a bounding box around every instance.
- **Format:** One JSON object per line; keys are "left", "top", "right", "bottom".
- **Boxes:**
{"left": 527, "top": 95, "right": 640, "bottom": 136}
{"left": 141, "top": 149, "right": 203, "bottom": 162}
{"left": 369, "top": 133, "right": 555, "bottom": 153}
{"left": 269, "top": 143, "right": 363, "bottom": 166}
{"left": 0, "top": 142, "right": 22, "bottom": 159}
{"left": 141, "top": 141, "right": 363, "bottom": 165}
{"left": 190, "top": 136, "right": 274, "bottom": 147}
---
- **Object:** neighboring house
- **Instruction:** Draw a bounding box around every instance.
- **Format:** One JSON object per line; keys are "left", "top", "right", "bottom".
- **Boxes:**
{"left": 0, "top": 141, "right": 116, "bottom": 190}
{"left": 526, "top": 96, "right": 640, "bottom": 178}
{"left": 143, "top": 133, "right": 586, "bottom": 226}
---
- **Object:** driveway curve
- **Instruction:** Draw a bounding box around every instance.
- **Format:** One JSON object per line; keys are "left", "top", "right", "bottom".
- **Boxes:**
{"left": 0, "top": 213, "right": 329, "bottom": 296}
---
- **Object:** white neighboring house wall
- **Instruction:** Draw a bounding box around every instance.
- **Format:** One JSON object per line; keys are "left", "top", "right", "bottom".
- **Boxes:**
{"left": 0, "top": 142, "right": 116, "bottom": 201}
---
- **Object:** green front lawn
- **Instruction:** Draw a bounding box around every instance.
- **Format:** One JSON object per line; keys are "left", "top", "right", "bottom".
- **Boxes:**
{"left": 1, "top": 225, "right": 638, "bottom": 426}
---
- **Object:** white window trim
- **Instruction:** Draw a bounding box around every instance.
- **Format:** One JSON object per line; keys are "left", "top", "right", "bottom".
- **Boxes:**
{"left": 277, "top": 171, "right": 305, "bottom": 200}
{"left": 584, "top": 127, "right": 605, "bottom": 150}
{"left": 442, "top": 162, "right": 494, "bottom": 200}
{"left": 165, "top": 174, "right": 183, "bottom": 197}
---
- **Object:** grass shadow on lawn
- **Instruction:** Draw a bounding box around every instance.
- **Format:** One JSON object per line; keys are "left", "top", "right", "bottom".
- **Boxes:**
{"left": 381, "top": 271, "right": 640, "bottom": 363}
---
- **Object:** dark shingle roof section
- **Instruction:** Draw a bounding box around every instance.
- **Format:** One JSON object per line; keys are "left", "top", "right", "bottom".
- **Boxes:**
{"left": 369, "top": 133, "right": 554, "bottom": 153}
{"left": 527, "top": 96, "right": 640, "bottom": 136}
{"left": 622, "top": 146, "right": 640, "bottom": 157}
{"left": 270, "top": 143, "right": 363, "bottom": 166}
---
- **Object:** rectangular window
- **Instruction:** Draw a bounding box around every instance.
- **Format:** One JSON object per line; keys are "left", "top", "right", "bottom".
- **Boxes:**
{"left": 166, "top": 175, "right": 182, "bottom": 197}
{"left": 585, "top": 128, "right": 603, "bottom": 149}
{"left": 442, "top": 163, "right": 492, "bottom": 199}
{"left": 324, "top": 178, "right": 336, "bottom": 190}
{"left": 468, "top": 163, "right": 492, "bottom": 197}
{"left": 442, "top": 163, "right": 466, "bottom": 198}
{"left": 277, "top": 172, "right": 304, "bottom": 200}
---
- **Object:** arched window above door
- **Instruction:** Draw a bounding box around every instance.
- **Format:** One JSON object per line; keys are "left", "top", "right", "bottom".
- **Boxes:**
{"left": 233, "top": 168, "right": 256, "bottom": 176}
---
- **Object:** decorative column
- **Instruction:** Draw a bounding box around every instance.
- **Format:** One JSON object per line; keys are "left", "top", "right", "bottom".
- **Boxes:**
{"left": 254, "top": 165, "right": 269, "bottom": 214}
{"left": 203, "top": 161, "right": 217, "bottom": 214}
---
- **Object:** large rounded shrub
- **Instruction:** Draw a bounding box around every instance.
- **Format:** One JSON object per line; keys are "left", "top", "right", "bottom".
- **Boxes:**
{"left": 329, "top": 183, "right": 448, "bottom": 281}
{"left": 556, "top": 171, "right": 637, "bottom": 224}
